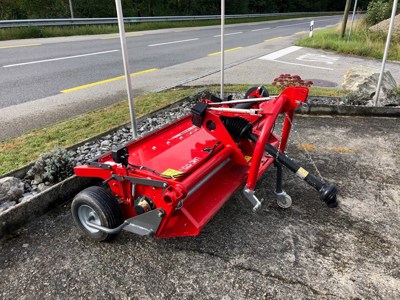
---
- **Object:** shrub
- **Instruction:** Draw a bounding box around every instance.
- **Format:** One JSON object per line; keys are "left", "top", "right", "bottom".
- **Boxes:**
{"left": 365, "top": 0, "right": 396, "bottom": 26}
{"left": 25, "top": 147, "right": 75, "bottom": 184}
{"left": 272, "top": 74, "right": 313, "bottom": 91}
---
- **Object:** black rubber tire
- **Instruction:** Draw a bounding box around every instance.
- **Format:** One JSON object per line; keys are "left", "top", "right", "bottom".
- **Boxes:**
{"left": 71, "top": 186, "right": 123, "bottom": 242}
{"left": 244, "top": 86, "right": 259, "bottom": 98}
{"left": 244, "top": 86, "right": 269, "bottom": 98}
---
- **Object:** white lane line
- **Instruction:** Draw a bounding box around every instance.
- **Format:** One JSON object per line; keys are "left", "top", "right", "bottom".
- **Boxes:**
{"left": 251, "top": 27, "right": 271, "bottom": 32}
{"left": 213, "top": 32, "right": 243, "bottom": 37}
{"left": 148, "top": 38, "right": 199, "bottom": 47}
{"left": 259, "top": 46, "right": 302, "bottom": 60}
{"left": 275, "top": 21, "right": 311, "bottom": 28}
{"left": 272, "top": 60, "right": 333, "bottom": 71}
{"left": 3, "top": 49, "right": 119, "bottom": 68}
{"left": 275, "top": 18, "right": 339, "bottom": 29}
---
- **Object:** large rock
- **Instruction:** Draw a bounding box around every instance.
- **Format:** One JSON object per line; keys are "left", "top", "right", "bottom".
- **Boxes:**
{"left": 342, "top": 66, "right": 400, "bottom": 106}
{"left": 0, "top": 177, "right": 24, "bottom": 204}
{"left": 369, "top": 14, "right": 400, "bottom": 32}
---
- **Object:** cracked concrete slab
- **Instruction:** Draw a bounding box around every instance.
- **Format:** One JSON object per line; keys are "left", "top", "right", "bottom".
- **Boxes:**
{"left": 0, "top": 115, "right": 399, "bottom": 299}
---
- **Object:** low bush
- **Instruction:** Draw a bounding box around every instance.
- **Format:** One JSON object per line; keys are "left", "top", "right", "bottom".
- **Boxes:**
{"left": 365, "top": 0, "right": 399, "bottom": 25}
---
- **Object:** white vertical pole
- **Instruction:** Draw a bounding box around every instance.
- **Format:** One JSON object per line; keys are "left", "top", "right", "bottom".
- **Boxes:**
{"left": 347, "top": 0, "right": 359, "bottom": 42}
{"left": 309, "top": 20, "right": 314, "bottom": 37}
{"left": 115, "top": 0, "right": 138, "bottom": 138}
{"left": 69, "top": 0, "right": 74, "bottom": 18}
{"left": 374, "top": 0, "right": 398, "bottom": 106}
{"left": 220, "top": 0, "right": 225, "bottom": 99}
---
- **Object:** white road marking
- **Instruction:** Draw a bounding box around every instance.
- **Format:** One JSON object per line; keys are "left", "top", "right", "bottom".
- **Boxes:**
{"left": 276, "top": 21, "right": 311, "bottom": 28}
{"left": 148, "top": 38, "right": 199, "bottom": 47}
{"left": 213, "top": 32, "right": 243, "bottom": 37}
{"left": 259, "top": 46, "right": 302, "bottom": 60}
{"left": 271, "top": 60, "right": 333, "bottom": 70}
{"left": 259, "top": 46, "right": 333, "bottom": 70}
{"left": 275, "top": 18, "right": 337, "bottom": 29}
{"left": 296, "top": 53, "right": 339, "bottom": 65}
{"left": 251, "top": 27, "right": 271, "bottom": 32}
{"left": 3, "top": 50, "right": 119, "bottom": 68}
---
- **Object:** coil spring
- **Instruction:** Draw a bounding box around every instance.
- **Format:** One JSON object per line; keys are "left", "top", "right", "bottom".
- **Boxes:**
{"left": 220, "top": 116, "right": 253, "bottom": 139}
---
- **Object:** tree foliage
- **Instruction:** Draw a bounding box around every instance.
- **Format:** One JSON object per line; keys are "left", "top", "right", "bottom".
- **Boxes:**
{"left": 365, "top": 0, "right": 400, "bottom": 25}
{"left": 0, "top": 0, "right": 372, "bottom": 20}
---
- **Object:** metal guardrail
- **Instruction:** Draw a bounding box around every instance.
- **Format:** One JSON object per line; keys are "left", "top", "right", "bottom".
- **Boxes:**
{"left": 0, "top": 12, "right": 342, "bottom": 28}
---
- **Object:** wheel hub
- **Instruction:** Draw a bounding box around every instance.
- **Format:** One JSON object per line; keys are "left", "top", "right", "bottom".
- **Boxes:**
{"left": 78, "top": 205, "right": 101, "bottom": 233}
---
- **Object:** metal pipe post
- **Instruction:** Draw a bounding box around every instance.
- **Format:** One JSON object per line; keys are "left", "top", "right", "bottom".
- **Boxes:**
{"left": 348, "top": 0, "right": 359, "bottom": 42}
{"left": 220, "top": 0, "right": 225, "bottom": 99}
{"left": 115, "top": 0, "right": 138, "bottom": 138}
{"left": 374, "top": 0, "right": 398, "bottom": 106}
{"left": 68, "top": 0, "right": 74, "bottom": 18}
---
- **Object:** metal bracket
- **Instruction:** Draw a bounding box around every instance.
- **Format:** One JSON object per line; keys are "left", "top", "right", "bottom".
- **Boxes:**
{"left": 243, "top": 188, "right": 263, "bottom": 211}
{"left": 88, "top": 161, "right": 112, "bottom": 170}
{"left": 86, "top": 208, "right": 165, "bottom": 236}
{"left": 107, "top": 174, "right": 168, "bottom": 189}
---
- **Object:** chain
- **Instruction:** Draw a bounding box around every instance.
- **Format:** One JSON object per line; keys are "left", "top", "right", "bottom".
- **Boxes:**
{"left": 284, "top": 113, "right": 324, "bottom": 181}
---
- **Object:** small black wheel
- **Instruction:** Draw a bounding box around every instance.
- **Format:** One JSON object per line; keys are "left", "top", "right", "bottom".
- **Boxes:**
{"left": 71, "top": 186, "right": 123, "bottom": 242}
{"left": 245, "top": 86, "right": 269, "bottom": 98}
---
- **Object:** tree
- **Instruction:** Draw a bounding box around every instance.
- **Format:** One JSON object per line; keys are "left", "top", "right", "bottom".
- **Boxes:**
{"left": 340, "top": 0, "right": 352, "bottom": 38}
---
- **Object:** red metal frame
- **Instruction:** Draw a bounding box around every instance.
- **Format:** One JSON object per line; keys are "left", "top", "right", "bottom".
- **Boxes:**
{"left": 74, "top": 87, "right": 309, "bottom": 238}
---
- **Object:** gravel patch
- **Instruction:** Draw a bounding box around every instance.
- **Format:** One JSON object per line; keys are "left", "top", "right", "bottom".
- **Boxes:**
{"left": 1, "top": 95, "right": 202, "bottom": 213}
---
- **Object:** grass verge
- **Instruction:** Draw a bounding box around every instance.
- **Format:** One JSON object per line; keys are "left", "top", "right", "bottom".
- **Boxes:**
{"left": 296, "top": 22, "right": 400, "bottom": 61}
{"left": 0, "top": 85, "right": 346, "bottom": 175}
{"left": 0, "top": 14, "right": 335, "bottom": 41}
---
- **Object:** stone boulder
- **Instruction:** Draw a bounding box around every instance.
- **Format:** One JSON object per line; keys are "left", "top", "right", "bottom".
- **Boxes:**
{"left": 369, "top": 14, "right": 400, "bottom": 33}
{"left": 342, "top": 66, "right": 400, "bottom": 106}
{"left": 0, "top": 177, "right": 24, "bottom": 204}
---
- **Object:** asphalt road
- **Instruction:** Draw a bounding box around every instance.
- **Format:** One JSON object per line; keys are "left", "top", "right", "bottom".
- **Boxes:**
{"left": 1, "top": 114, "right": 399, "bottom": 299}
{"left": 0, "top": 16, "right": 342, "bottom": 108}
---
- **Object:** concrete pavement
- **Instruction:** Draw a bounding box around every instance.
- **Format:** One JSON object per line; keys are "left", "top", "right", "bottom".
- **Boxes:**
{"left": 0, "top": 114, "right": 399, "bottom": 299}
{"left": 187, "top": 35, "right": 400, "bottom": 88}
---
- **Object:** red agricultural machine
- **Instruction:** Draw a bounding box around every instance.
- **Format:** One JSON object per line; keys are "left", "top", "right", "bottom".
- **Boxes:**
{"left": 71, "top": 86, "right": 338, "bottom": 241}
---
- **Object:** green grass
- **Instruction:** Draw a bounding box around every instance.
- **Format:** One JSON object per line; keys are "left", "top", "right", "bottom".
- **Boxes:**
{"left": 0, "top": 14, "right": 335, "bottom": 41}
{"left": 296, "top": 22, "right": 400, "bottom": 61}
{"left": 0, "top": 88, "right": 196, "bottom": 174}
{"left": 0, "top": 84, "right": 346, "bottom": 175}
{"left": 211, "top": 84, "right": 347, "bottom": 97}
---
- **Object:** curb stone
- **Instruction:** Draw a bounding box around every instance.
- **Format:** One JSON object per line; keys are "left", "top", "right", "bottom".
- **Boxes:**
{"left": 0, "top": 176, "right": 94, "bottom": 239}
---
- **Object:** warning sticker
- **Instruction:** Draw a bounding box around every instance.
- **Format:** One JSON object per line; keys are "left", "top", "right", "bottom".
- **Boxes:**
{"left": 161, "top": 168, "right": 184, "bottom": 178}
{"left": 245, "top": 156, "right": 252, "bottom": 162}
{"left": 296, "top": 167, "right": 309, "bottom": 179}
